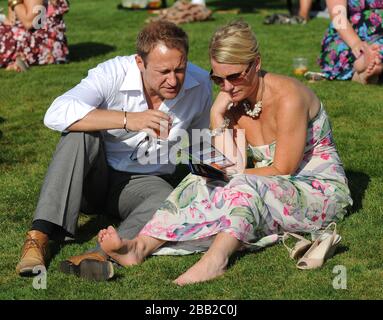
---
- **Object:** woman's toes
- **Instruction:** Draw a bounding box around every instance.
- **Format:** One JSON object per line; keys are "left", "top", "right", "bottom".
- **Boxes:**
{"left": 107, "top": 225, "right": 116, "bottom": 235}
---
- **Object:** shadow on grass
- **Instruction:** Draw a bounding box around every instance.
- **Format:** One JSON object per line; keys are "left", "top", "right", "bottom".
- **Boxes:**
{"left": 345, "top": 170, "right": 370, "bottom": 214}
{"left": 74, "top": 214, "right": 120, "bottom": 244}
{"left": 0, "top": 116, "right": 5, "bottom": 141}
{"left": 68, "top": 42, "right": 116, "bottom": 62}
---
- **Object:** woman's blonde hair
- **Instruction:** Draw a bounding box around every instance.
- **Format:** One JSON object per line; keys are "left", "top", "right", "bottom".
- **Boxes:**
{"left": 209, "top": 20, "right": 260, "bottom": 65}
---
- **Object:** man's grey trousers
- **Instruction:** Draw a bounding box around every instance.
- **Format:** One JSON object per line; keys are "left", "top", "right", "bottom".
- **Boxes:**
{"left": 33, "top": 132, "right": 180, "bottom": 241}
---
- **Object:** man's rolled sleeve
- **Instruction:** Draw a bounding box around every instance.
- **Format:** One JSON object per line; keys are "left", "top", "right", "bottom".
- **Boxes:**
{"left": 44, "top": 67, "right": 112, "bottom": 132}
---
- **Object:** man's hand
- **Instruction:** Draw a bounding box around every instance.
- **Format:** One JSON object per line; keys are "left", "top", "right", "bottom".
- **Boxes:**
{"left": 126, "top": 110, "right": 171, "bottom": 135}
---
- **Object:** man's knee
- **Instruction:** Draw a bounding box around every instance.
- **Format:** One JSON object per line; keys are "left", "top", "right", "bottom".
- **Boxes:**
{"left": 59, "top": 131, "right": 102, "bottom": 148}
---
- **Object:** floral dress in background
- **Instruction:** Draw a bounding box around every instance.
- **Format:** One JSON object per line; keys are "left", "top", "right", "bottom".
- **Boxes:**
{"left": 318, "top": 0, "right": 383, "bottom": 80}
{"left": 0, "top": 0, "right": 69, "bottom": 68}
{"left": 140, "top": 104, "right": 353, "bottom": 253}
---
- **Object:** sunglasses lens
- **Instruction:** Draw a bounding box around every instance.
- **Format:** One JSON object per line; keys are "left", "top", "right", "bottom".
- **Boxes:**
{"left": 211, "top": 75, "right": 224, "bottom": 85}
{"left": 227, "top": 73, "right": 242, "bottom": 83}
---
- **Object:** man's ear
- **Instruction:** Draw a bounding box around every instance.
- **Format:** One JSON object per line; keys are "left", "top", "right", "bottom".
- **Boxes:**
{"left": 135, "top": 55, "right": 145, "bottom": 72}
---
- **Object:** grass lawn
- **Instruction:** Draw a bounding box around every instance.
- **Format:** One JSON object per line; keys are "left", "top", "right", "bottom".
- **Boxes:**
{"left": 0, "top": 0, "right": 382, "bottom": 300}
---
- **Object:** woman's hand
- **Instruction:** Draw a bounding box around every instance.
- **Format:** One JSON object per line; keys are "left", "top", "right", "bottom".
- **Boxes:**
{"left": 351, "top": 41, "right": 366, "bottom": 59}
{"left": 210, "top": 91, "right": 233, "bottom": 119}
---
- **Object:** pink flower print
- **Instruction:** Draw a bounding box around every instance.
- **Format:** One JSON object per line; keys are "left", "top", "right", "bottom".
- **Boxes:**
{"left": 369, "top": 12, "right": 382, "bottom": 27}
{"left": 312, "top": 180, "right": 326, "bottom": 192}
{"left": 213, "top": 187, "right": 252, "bottom": 208}
{"left": 320, "top": 137, "right": 331, "bottom": 146}
{"left": 283, "top": 205, "right": 292, "bottom": 216}
{"left": 189, "top": 206, "right": 197, "bottom": 219}
{"left": 330, "top": 50, "right": 337, "bottom": 61}
{"left": 321, "top": 213, "right": 326, "bottom": 220}
{"left": 312, "top": 215, "right": 319, "bottom": 222}
{"left": 224, "top": 190, "right": 252, "bottom": 207}
{"left": 351, "top": 13, "right": 361, "bottom": 25}
{"left": 166, "top": 230, "right": 178, "bottom": 239}
{"left": 313, "top": 124, "right": 321, "bottom": 133}
{"left": 269, "top": 183, "right": 284, "bottom": 200}
{"left": 212, "top": 186, "right": 224, "bottom": 204}
{"left": 320, "top": 153, "right": 330, "bottom": 160}
{"left": 269, "top": 182, "right": 278, "bottom": 192}
{"left": 201, "top": 199, "right": 211, "bottom": 210}
{"left": 47, "top": 4, "right": 55, "bottom": 17}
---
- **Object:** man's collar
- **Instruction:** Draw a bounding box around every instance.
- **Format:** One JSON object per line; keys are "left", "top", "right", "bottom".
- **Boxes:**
{"left": 119, "top": 57, "right": 143, "bottom": 92}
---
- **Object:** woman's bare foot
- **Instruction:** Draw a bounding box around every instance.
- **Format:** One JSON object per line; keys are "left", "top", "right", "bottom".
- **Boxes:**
{"left": 354, "top": 59, "right": 382, "bottom": 84}
{"left": 98, "top": 226, "right": 145, "bottom": 266}
{"left": 353, "top": 43, "right": 380, "bottom": 71}
{"left": 173, "top": 251, "right": 228, "bottom": 286}
{"left": 353, "top": 44, "right": 382, "bottom": 84}
{"left": 5, "top": 62, "right": 21, "bottom": 72}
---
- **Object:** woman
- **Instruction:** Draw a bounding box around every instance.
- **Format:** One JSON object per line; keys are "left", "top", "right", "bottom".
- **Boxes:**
{"left": 98, "top": 20, "right": 353, "bottom": 285}
{"left": 318, "top": 0, "right": 383, "bottom": 84}
{"left": 0, "top": 0, "right": 69, "bottom": 71}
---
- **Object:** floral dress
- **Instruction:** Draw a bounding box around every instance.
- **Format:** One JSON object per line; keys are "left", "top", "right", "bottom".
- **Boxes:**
{"left": 140, "top": 104, "right": 353, "bottom": 253}
{"left": 318, "top": 0, "right": 383, "bottom": 80}
{"left": 0, "top": 0, "right": 69, "bottom": 68}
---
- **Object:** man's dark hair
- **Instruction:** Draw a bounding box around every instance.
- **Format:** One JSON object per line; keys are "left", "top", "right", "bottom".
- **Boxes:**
{"left": 136, "top": 21, "right": 189, "bottom": 64}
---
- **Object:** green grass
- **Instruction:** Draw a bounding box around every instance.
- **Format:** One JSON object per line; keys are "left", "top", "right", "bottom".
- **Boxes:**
{"left": 0, "top": 0, "right": 382, "bottom": 300}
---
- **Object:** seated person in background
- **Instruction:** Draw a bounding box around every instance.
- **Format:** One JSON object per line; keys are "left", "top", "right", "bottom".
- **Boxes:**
{"left": 0, "top": 0, "right": 69, "bottom": 71}
{"left": 97, "top": 20, "right": 353, "bottom": 286}
{"left": 318, "top": 0, "right": 383, "bottom": 84}
{"left": 297, "top": 0, "right": 314, "bottom": 21}
{"left": 265, "top": 0, "right": 315, "bottom": 24}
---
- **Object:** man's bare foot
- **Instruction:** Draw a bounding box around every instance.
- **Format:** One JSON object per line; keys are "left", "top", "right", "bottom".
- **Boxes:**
{"left": 173, "top": 252, "right": 228, "bottom": 286}
{"left": 98, "top": 226, "right": 145, "bottom": 266}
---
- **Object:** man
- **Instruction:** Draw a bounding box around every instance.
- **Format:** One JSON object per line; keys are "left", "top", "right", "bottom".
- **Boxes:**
{"left": 16, "top": 21, "right": 212, "bottom": 281}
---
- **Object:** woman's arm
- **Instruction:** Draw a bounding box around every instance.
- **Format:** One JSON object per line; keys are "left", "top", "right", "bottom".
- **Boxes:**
{"left": 10, "top": 0, "right": 44, "bottom": 30}
{"left": 326, "top": 0, "right": 364, "bottom": 57}
{"left": 244, "top": 98, "right": 308, "bottom": 176}
{"left": 210, "top": 92, "right": 247, "bottom": 174}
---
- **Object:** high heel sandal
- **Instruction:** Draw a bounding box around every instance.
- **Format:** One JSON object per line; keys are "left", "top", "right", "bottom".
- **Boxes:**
{"left": 296, "top": 222, "right": 341, "bottom": 270}
{"left": 282, "top": 232, "right": 312, "bottom": 260}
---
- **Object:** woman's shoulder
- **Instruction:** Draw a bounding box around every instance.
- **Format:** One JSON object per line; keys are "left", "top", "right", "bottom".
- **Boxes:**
{"left": 265, "top": 72, "right": 307, "bottom": 92}
{"left": 265, "top": 73, "right": 306, "bottom": 103}
{"left": 265, "top": 72, "right": 320, "bottom": 117}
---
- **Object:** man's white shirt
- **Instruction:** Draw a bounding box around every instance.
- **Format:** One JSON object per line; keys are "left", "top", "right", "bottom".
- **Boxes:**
{"left": 44, "top": 55, "right": 212, "bottom": 175}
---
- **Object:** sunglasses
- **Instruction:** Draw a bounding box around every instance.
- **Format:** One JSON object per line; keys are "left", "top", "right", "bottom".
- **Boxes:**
{"left": 130, "top": 135, "right": 150, "bottom": 161}
{"left": 210, "top": 62, "right": 254, "bottom": 86}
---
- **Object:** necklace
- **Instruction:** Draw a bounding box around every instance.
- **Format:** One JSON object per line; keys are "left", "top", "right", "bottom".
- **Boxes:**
{"left": 243, "top": 74, "right": 264, "bottom": 118}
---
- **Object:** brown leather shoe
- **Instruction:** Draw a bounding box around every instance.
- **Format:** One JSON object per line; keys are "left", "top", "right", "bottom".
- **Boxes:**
{"left": 60, "top": 251, "right": 114, "bottom": 281}
{"left": 16, "top": 230, "right": 49, "bottom": 276}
